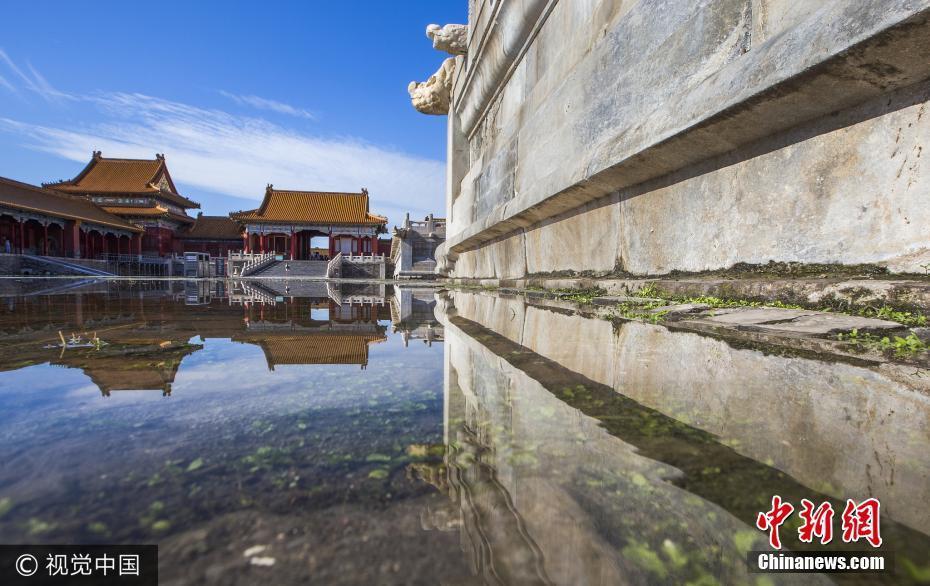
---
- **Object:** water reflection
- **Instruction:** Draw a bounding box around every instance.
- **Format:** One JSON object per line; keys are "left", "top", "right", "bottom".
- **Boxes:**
{"left": 436, "top": 290, "right": 930, "bottom": 585}
{"left": 0, "top": 281, "right": 927, "bottom": 584}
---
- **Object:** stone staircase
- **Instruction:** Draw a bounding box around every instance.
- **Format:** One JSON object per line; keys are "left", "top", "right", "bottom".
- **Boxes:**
{"left": 21, "top": 255, "right": 115, "bottom": 276}
{"left": 249, "top": 260, "right": 328, "bottom": 278}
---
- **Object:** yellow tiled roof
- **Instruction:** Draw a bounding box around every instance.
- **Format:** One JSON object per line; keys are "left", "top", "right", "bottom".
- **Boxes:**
{"left": 0, "top": 176, "right": 142, "bottom": 232}
{"left": 182, "top": 215, "right": 243, "bottom": 240}
{"left": 230, "top": 187, "right": 387, "bottom": 225}
{"left": 46, "top": 152, "right": 199, "bottom": 209}
{"left": 102, "top": 205, "right": 194, "bottom": 224}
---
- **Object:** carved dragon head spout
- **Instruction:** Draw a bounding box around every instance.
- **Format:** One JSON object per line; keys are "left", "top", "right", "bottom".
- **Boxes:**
{"left": 408, "top": 24, "right": 468, "bottom": 115}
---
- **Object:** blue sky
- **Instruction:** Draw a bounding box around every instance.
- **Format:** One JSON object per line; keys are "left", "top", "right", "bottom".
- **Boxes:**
{"left": 0, "top": 1, "right": 466, "bottom": 224}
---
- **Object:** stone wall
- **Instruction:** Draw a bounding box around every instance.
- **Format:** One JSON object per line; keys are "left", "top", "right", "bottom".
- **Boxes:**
{"left": 341, "top": 260, "right": 386, "bottom": 280}
{"left": 0, "top": 253, "right": 22, "bottom": 275}
{"left": 438, "top": 0, "right": 930, "bottom": 278}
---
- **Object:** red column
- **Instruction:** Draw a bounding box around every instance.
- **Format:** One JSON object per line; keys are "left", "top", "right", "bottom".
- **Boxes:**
{"left": 260, "top": 233, "right": 265, "bottom": 254}
{"left": 71, "top": 221, "right": 81, "bottom": 258}
{"left": 18, "top": 220, "right": 24, "bottom": 254}
{"left": 289, "top": 230, "right": 296, "bottom": 260}
{"left": 372, "top": 236, "right": 379, "bottom": 255}
{"left": 42, "top": 223, "right": 48, "bottom": 256}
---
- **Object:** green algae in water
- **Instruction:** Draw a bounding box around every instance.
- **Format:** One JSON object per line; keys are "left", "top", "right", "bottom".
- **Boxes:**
{"left": 621, "top": 541, "right": 668, "bottom": 579}
{"left": 151, "top": 520, "right": 171, "bottom": 532}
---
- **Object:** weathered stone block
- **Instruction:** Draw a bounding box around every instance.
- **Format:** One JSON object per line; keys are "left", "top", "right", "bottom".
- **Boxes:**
{"left": 435, "top": 0, "right": 930, "bottom": 278}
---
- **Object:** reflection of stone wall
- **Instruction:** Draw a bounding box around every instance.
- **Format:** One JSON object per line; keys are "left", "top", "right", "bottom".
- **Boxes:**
{"left": 443, "top": 307, "right": 826, "bottom": 585}
{"left": 443, "top": 1, "right": 930, "bottom": 277}
{"left": 443, "top": 291, "right": 930, "bottom": 538}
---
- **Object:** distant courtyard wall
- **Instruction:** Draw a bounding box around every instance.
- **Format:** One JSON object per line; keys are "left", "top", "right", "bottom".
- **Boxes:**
{"left": 440, "top": 0, "right": 930, "bottom": 279}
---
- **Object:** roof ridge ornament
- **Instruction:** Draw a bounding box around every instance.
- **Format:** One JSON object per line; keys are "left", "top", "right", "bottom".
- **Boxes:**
{"left": 92, "top": 150, "right": 102, "bottom": 159}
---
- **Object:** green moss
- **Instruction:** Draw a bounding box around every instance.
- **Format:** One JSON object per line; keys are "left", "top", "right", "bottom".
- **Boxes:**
{"left": 837, "top": 329, "right": 929, "bottom": 356}
{"left": 610, "top": 301, "right": 670, "bottom": 323}
{"left": 733, "top": 530, "right": 760, "bottom": 555}
{"left": 901, "top": 556, "right": 930, "bottom": 583}
{"left": 27, "top": 518, "right": 55, "bottom": 535}
{"left": 636, "top": 283, "right": 664, "bottom": 298}
{"left": 857, "top": 305, "right": 928, "bottom": 327}
{"left": 151, "top": 519, "right": 171, "bottom": 532}
{"left": 548, "top": 287, "right": 607, "bottom": 304}
{"left": 661, "top": 539, "right": 688, "bottom": 569}
{"left": 621, "top": 542, "right": 668, "bottom": 579}
{"left": 0, "top": 497, "right": 12, "bottom": 520}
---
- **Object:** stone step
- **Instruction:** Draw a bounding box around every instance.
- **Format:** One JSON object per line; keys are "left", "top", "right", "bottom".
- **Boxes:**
{"left": 251, "top": 260, "right": 328, "bottom": 278}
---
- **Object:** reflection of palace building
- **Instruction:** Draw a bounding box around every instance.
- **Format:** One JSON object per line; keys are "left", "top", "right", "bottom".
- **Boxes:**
{"left": 390, "top": 286, "right": 443, "bottom": 347}
{"left": 56, "top": 343, "right": 201, "bottom": 397}
{"left": 45, "top": 152, "right": 199, "bottom": 257}
{"left": 236, "top": 294, "right": 387, "bottom": 370}
{"left": 230, "top": 185, "right": 387, "bottom": 259}
{"left": 245, "top": 334, "right": 384, "bottom": 370}
{"left": 0, "top": 283, "right": 392, "bottom": 395}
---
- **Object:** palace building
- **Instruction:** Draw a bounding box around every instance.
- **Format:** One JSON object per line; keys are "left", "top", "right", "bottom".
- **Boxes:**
{"left": 45, "top": 151, "right": 199, "bottom": 256}
{"left": 0, "top": 176, "right": 142, "bottom": 258}
{"left": 230, "top": 185, "right": 388, "bottom": 260}
{"left": 177, "top": 213, "right": 243, "bottom": 258}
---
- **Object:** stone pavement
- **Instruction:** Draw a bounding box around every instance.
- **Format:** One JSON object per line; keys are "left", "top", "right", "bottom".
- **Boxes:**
{"left": 693, "top": 307, "right": 903, "bottom": 336}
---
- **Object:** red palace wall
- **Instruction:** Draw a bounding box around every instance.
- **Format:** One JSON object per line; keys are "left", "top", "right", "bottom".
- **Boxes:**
{"left": 175, "top": 239, "right": 239, "bottom": 258}
{"left": 141, "top": 226, "right": 176, "bottom": 257}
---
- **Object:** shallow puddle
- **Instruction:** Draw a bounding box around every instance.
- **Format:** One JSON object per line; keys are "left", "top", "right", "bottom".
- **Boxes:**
{"left": 0, "top": 280, "right": 927, "bottom": 584}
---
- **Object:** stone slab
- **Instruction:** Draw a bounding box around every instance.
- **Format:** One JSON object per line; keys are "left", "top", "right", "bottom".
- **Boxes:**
{"left": 697, "top": 307, "right": 903, "bottom": 335}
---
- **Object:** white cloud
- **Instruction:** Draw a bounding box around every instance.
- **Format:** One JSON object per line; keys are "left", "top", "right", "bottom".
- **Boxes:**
{"left": 0, "top": 49, "right": 73, "bottom": 102}
{"left": 1, "top": 92, "right": 445, "bottom": 223}
{"left": 219, "top": 91, "right": 316, "bottom": 120}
